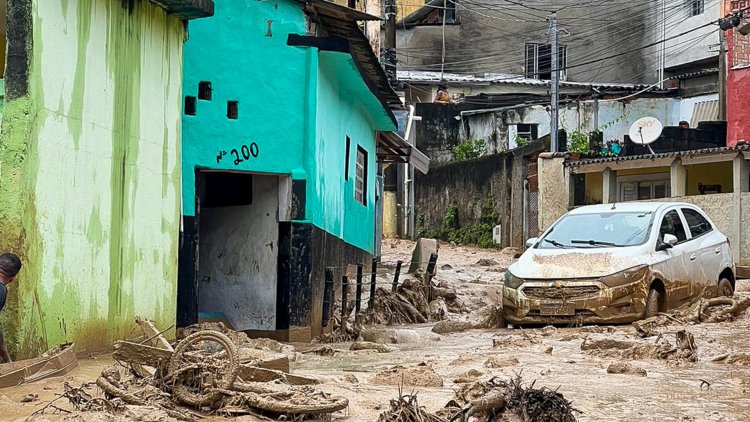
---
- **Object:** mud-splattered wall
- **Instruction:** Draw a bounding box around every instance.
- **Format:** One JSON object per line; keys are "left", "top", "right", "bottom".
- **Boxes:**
{"left": 0, "top": 0, "right": 188, "bottom": 357}
{"left": 414, "top": 143, "right": 543, "bottom": 249}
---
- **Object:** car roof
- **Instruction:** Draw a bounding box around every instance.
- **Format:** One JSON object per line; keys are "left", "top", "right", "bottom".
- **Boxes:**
{"left": 566, "top": 202, "right": 696, "bottom": 215}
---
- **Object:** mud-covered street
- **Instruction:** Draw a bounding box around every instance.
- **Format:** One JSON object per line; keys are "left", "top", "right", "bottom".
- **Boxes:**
{"left": 5, "top": 239, "right": 750, "bottom": 421}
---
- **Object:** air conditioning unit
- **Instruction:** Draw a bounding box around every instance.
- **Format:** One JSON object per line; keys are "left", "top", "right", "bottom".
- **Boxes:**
{"left": 493, "top": 225, "right": 502, "bottom": 245}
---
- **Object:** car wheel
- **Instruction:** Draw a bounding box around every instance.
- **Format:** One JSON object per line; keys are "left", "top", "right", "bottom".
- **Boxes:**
{"left": 718, "top": 278, "right": 734, "bottom": 298}
{"left": 645, "top": 288, "right": 660, "bottom": 318}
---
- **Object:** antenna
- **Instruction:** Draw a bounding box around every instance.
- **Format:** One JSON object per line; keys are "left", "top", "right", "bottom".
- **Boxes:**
{"left": 628, "top": 117, "right": 663, "bottom": 156}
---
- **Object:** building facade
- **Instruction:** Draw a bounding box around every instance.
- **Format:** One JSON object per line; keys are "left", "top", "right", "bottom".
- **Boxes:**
{"left": 178, "top": 0, "right": 420, "bottom": 342}
{"left": 0, "top": 0, "right": 213, "bottom": 357}
{"left": 725, "top": 0, "right": 750, "bottom": 145}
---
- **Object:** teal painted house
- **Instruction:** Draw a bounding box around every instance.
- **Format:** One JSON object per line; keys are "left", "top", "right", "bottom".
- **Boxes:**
{"left": 178, "top": 0, "right": 425, "bottom": 340}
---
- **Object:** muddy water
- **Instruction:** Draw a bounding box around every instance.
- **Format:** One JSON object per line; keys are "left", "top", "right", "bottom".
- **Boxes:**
{"left": 4, "top": 240, "right": 750, "bottom": 421}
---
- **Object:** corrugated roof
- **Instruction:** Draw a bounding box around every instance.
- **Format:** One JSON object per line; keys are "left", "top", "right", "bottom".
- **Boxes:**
{"left": 397, "top": 71, "right": 650, "bottom": 90}
{"left": 297, "top": 0, "right": 402, "bottom": 125}
{"left": 564, "top": 145, "right": 750, "bottom": 167}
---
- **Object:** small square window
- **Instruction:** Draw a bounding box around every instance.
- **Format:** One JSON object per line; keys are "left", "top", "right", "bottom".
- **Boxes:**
{"left": 198, "top": 81, "right": 212, "bottom": 100}
{"left": 355, "top": 146, "right": 367, "bottom": 205}
{"left": 184, "top": 96, "right": 197, "bottom": 115}
{"left": 227, "top": 101, "right": 239, "bottom": 119}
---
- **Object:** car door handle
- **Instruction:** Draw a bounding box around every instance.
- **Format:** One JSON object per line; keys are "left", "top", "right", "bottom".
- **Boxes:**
{"left": 715, "top": 247, "right": 722, "bottom": 254}
{"left": 689, "top": 254, "right": 697, "bottom": 262}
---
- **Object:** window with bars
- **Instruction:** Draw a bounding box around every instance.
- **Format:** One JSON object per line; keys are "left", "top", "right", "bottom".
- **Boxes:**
{"left": 355, "top": 146, "right": 367, "bottom": 205}
{"left": 620, "top": 180, "right": 669, "bottom": 202}
{"left": 688, "top": 0, "right": 704, "bottom": 16}
{"left": 525, "top": 43, "right": 566, "bottom": 80}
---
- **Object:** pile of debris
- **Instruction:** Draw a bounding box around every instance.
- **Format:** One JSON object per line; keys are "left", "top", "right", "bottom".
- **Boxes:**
{"left": 581, "top": 329, "right": 697, "bottom": 363}
{"left": 364, "top": 269, "right": 462, "bottom": 326}
{"left": 633, "top": 296, "right": 750, "bottom": 337}
{"left": 36, "top": 320, "right": 348, "bottom": 421}
{"left": 377, "top": 374, "right": 579, "bottom": 422}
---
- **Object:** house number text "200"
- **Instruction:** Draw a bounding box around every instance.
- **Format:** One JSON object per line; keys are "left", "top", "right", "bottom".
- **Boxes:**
{"left": 216, "top": 142, "right": 259, "bottom": 165}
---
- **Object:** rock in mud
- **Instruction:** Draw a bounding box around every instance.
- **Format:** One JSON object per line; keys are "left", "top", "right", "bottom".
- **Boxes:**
{"left": 432, "top": 320, "right": 474, "bottom": 334}
{"left": 476, "top": 258, "right": 499, "bottom": 266}
{"left": 484, "top": 355, "right": 520, "bottom": 368}
{"left": 360, "top": 328, "right": 441, "bottom": 344}
{"left": 342, "top": 374, "right": 359, "bottom": 383}
{"left": 541, "top": 326, "right": 557, "bottom": 336}
{"left": 453, "top": 369, "right": 485, "bottom": 383}
{"left": 580, "top": 338, "right": 636, "bottom": 351}
{"left": 712, "top": 353, "right": 750, "bottom": 366}
{"left": 429, "top": 297, "right": 449, "bottom": 321}
{"left": 441, "top": 264, "right": 454, "bottom": 271}
{"left": 372, "top": 365, "right": 444, "bottom": 387}
{"left": 349, "top": 341, "right": 395, "bottom": 353}
{"left": 408, "top": 238, "right": 439, "bottom": 273}
{"left": 607, "top": 362, "right": 647, "bottom": 377}
{"left": 544, "top": 347, "right": 553, "bottom": 354}
{"left": 500, "top": 247, "right": 521, "bottom": 256}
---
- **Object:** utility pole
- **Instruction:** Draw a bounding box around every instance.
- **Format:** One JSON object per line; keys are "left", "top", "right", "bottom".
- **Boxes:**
{"left": 550, "top": 12, "right": 560, "bottom": 152}
{"left": 383, "top": 0, "right": 397, "bottom": 85}
{"left": 719, "top": 29, "right": 727, "bottom": 121}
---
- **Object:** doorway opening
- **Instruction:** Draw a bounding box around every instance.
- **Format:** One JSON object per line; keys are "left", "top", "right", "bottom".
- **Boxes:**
{"left": 190, "top": 171, "right": 282, "bottom": 335}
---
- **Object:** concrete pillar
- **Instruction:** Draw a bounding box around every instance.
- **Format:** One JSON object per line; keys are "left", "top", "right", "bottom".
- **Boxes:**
{"left": 537, "top": 154, "right": 569, "bottom": 232}
{"left": 382, "top": 191, "right": 398, "bottom": 238}
{"left": 733, "top": 154, "right": 750, "bottom": 193}
{"left": 670, "top": 159, "right": 687, "bottom": 197}
{"left": 602, "top": 167, "right": 618, "bottom": 203}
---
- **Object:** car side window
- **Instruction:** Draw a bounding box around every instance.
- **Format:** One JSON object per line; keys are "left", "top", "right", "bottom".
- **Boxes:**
{"left": 659, "top": 210, "right": 688, "bottom": 243}
{"left": 682, "top": 208, "right": 712, "bottom": 238}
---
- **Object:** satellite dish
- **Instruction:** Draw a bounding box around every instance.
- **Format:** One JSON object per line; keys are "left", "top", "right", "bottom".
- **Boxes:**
{"left": 629, "top": 117, "right": 663, "bottom": 145}
{"left": 628, "top": 117, "right": 662, "bottom": 155}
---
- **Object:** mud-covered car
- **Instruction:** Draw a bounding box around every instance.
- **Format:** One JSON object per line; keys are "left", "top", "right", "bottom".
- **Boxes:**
{"left": 503, "top": 202, "right": 734, "bottom": 325}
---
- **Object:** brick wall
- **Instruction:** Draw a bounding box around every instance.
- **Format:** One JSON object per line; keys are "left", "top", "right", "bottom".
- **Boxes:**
{"left": 731, "top": 1, "right": 750, "bottom": 68}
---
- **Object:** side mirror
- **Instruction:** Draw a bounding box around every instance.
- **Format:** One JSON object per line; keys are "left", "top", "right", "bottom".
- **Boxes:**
{"left": 525, "top": 237, "right": 539, "bottom": 249}
{"left": 664, "top": 234, "right": 678, "bottom": 246}
{"left": 657, "top": 234, "right": 678, "bottom": 251}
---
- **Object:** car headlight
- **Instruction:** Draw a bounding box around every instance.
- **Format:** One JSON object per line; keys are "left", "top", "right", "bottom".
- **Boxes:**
{"left": 599, "top": 265, "right": 649, "bottom": 287}
{"left": 504, "top": 271, "right": 524, "bottom": 289}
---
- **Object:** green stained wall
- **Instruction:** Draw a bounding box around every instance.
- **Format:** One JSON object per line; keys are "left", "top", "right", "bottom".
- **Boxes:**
{"left": 0, "top": 0, "right": 185, "bottom": 357}
{"left": 182, "top": 0, "right": 395, "bottom": 254}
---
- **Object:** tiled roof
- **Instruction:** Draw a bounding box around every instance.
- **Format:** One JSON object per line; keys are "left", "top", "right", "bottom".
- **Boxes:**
{"left": 564, "top": 145, "right": 750, "bottom": 167}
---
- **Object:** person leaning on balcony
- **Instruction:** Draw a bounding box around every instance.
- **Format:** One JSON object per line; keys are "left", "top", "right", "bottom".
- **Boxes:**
{"left": 0, "top": 252, "right": 21, "bottom": 364}
{"left": 434, "top": 82, "right": 455, "bottom": 104}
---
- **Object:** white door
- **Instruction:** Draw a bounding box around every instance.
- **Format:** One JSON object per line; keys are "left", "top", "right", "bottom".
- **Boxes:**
{"left": 679, "top": 207, "right": 725, "bottom": 293}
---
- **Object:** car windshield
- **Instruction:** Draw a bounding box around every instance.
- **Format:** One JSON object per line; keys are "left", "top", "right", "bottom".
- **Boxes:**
{"left": 538, "top": 211, "right": 655, "bottom": 249}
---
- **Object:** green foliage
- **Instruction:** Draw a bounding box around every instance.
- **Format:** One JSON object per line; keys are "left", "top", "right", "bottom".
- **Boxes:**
{"left": 515, "top": 136, "right": 531, "bottom": 147}
{"left": 422, "top": 199, "right": 499, "bottom": 248}
{"left": 568, "top": 130, "right": 589, "bottom": 153}
{"left": 452, "top": 139, "right": 485, "bottom": 161}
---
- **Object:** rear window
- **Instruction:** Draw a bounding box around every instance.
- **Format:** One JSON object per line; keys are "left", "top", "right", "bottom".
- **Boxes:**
{"left": 538, "top": 211, "right": 655, "bottom": 249}
{"left": 682, "top": 208, "right": 712, "bottom": 238}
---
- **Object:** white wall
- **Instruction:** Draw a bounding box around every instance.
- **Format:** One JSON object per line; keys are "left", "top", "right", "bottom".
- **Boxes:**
{"left": 659, "top": 0, "right": 720, "bottom": 70}
{"left": 198, "top": 175, "right": 280, "bottom": 331}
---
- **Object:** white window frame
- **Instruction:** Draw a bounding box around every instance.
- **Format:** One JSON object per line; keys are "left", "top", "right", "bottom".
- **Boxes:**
{"left": 355, "top": 146, "right": 367, "bottom": 206}
{"left": 524, "top": 43, "right": 567, "bottom": 81}
{"left": 687, "top": 0, "right": 704, "bottom": 17}
{"left": 617, "top": 174, "right": 671, "bottom": 202}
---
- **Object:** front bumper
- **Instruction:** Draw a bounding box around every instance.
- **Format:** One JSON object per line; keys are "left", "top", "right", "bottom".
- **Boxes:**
{"left": 502, "top": 278, "right": 649, "bottom": 325}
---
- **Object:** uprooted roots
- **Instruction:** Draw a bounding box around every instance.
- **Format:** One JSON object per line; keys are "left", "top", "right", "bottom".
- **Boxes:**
{"left": 459, "top": 375, "right": 579, "bottom": 422}
{"left": 377, "top": 375, "right": 579, "bottom": 422}
{"left": 377, "top": 390, "right": 450, "bottom": 422}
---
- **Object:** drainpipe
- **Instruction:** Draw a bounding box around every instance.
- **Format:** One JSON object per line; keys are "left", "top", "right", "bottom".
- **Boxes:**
{"left": 719, "top": 30, "right": 727, "bottom": 121}
{"left": 403, "top": 106, "right": 421, "bottom": 238}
